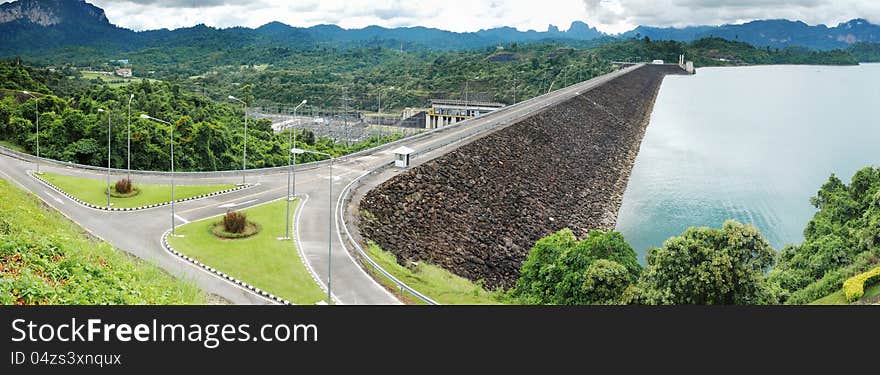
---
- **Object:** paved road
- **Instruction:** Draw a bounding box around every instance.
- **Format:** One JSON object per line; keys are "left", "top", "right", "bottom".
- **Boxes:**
{"left": 0, "top": 64, "right": 644, "bottom": 305}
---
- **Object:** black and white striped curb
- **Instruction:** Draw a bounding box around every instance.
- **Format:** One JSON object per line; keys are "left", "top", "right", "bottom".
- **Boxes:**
{"left": 161, "top": 231, "right": 293, "bottom": 305}
{"left": 31, "top": 171, "right": 254, "bottom": 212}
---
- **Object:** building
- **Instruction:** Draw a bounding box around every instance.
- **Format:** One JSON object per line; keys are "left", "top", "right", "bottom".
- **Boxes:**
{"left": 115, "top": 68, "right": 132, "bottom": 78}
{"left": 425, "top": 99, "right": 505, "bottom": 129}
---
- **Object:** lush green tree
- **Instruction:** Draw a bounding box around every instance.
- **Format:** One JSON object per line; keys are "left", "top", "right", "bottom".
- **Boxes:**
{"left": 511, "top": 229, "right": 641, "bottom": 305}
{"left": 638, "top": 220, "right": 777, "bottom": 305}
{"left": 769, "top": 167, "right": 880, "bottom": 303}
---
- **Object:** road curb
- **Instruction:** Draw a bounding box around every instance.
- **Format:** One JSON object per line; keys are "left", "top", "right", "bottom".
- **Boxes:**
{"left": 160, "top": 230, "right": 293, "bottom": 305}
{"left": 31, "top": 171, "right": 254, "bottom": 212}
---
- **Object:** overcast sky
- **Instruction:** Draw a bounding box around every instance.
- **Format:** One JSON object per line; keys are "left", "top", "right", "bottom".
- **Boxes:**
{"left": 86, "top": 0, "right": 880, "bottom": 34}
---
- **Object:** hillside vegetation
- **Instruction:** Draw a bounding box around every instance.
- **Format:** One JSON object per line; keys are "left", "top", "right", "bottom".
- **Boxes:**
{"left": 0, "top": 179, "right": 205, "bottom": 304}
{"left": 511, "top": 166, "right": 880, "bottom": 305}
{"left": 0, "top": 59, "right": 403, "bottom": 172}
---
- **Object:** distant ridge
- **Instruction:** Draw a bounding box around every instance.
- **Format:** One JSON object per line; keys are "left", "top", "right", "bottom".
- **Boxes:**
{"left": 0, "top": 0, "right": 878, "bottom": 56}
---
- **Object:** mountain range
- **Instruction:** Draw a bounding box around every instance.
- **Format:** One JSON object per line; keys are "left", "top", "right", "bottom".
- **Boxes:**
{"left": 1, "top": 0, "right": 879, "bottom": 57}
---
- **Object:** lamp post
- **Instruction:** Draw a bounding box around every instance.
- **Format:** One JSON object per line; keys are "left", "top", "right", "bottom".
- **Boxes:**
{"left": 282, "top": 99, "right": 307, "bottom": 240}
{"left": 127, "top": 93, "right": 135, "bottom": 180}
{"left": 98, "top": 108, "right": 111, "bottom": 209}
{"left": 291, "top": 147, "right": 333, "bottom": 304}
{"left": 228, "top": 95, "right": 248, "bottom": 185}
{"left": 141, "top": 114, "right": 177, "bottom": 236}
{"left": 21, "top": 91, "right": 40, "bottom": 173}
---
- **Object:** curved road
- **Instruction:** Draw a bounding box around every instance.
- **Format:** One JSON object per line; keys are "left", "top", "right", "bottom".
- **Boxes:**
{"left": 0, "top": 64, "right": 644, "bottom": 305}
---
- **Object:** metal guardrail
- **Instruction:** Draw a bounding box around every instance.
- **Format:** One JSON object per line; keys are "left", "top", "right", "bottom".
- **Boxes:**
{"left": 336, "top": 64, "right": 647, "bottom": 305}
{"left": 337, "top": 163, "right": 440, "bottom": 305}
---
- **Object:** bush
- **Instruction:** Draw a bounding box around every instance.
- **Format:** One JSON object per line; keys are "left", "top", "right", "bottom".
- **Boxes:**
{"left": 511, "top": 229, "right": 642, "bottom": 305}
{"left": 114, "top": 178, "right": 132, "bottom": 194}
{"left": 222, "top": 210, "right": 247, "bottom": 234}
{"left": 843, "top": 265, "right": 880, "bottom": 302}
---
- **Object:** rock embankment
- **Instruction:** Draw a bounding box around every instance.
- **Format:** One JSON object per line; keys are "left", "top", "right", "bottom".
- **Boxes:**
{"left": 359, "top": 65, "right": 684, "bottom": 290}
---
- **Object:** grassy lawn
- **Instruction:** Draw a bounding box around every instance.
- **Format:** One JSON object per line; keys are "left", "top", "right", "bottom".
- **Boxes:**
{"left": 0, "top": 179, "right": 205, "bottom": 304}
{"left": 81, "top": 72, "right": 159, "bottom": 87}
{"left": 40, "top": 172, "right": 235, "bottom": 208}
{"left": 167, "top": 199, "right": 326, "bottom": 304}
{"left": 811, "top": 282, "right": 880, "bottom": 305}
{"left": 0, "top": 139, "right": 26, "bottom": 152}
{"left": 364, "top": 242, "right": 504, "bottom": 305}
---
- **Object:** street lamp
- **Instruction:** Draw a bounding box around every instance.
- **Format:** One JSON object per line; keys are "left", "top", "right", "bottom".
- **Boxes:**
{"left": 282, "top": 99, "right": 307, "bottom": 241}
{"left": 140, "top": 114, "right": 178, "bottom": 236}
{"left": 98, "top": 108, "right": 111, "bottom": 209}
{"left": 291, "top": 147, "right": 333, "bottom": 304}
{"left": 21, "top": 91, "right": 40, "bottom": 173}
{"left": 228, "top": 95, "right": 248, "bottom": 185}
{"left": 127, "top": 93, "right": 135, "bottom": 180}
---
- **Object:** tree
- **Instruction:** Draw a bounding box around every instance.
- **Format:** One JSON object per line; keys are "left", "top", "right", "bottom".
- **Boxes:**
{"left": 638, "top": 220, "right": 777, "bottom": 305}
{"left": 511, "top": 229, "right": 641, "bottom": 305}
{"left": 581, "top": 259, "right": 631, "bottom": 305}
{"left": 769, "top": 167, "right": 880, "bottom": 303}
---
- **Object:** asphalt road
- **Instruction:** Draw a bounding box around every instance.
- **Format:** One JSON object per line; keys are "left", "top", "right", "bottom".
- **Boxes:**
{"left": 0, "top": 64, "right": 644, "bottom": 305}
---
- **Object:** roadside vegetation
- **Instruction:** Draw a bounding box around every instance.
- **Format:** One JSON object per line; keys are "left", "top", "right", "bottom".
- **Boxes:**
{"left": 40, "top": 172, "right": 235, "bottom": 208}
{"left": 167, "top": 199, "right": 326, "bottom": 305}
{"left": 0, "top": 179, "right": 205, "bottom": 304}
{"left": 0, "top": 59, "right": 406, "bottom": 173}
{"left": 365, "top": 242, "right": 504, "bottom": 305}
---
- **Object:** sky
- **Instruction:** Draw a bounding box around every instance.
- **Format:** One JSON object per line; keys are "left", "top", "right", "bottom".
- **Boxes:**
{"left": 86, "top": 0, "right": 880, "bottom": 34}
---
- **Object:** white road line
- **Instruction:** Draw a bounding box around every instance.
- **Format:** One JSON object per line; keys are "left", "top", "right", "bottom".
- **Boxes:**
{"left": 218, "top": 198, "right": 259, "bottom": 209}
{"left": 45, "top": 190, "right": 65, "bottom": 204}
{"left": 174, "top": 214, "right": 191, "bottom": 224}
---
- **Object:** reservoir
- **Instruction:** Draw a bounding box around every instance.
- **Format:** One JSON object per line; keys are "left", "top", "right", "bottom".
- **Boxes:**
{"left": 615, "top": 64, "right": 880, "bottom": 260}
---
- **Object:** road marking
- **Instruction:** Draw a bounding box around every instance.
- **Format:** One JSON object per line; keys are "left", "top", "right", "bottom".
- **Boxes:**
{"left": 45, "top": 190, "right": 65, "bottom": 204}
{"left": 218, "top": 199, "right": 258, "bottom": 208}
{"left": 178, "top": 185, "right": 287, "bottom": 214}
{"left": 174, "top": 214, "right": 190, "bottom": 224}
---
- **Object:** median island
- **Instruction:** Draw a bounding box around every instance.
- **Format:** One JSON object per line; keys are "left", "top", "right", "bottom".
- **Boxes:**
{"left": 39, "top": 172, "right": 236, "bottom": 209}
{"left": 167, "top": 199, "right": 326, "bottom": 304}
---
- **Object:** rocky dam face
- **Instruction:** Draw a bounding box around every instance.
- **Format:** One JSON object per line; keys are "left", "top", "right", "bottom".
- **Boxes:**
{"left": 358, "top": 65, "right": 686, "bottom": 290}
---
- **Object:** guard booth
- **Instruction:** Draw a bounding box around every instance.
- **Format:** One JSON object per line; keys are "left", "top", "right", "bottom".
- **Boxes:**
{"left": 391, "top": 146, "right": 414, "bottom": 168}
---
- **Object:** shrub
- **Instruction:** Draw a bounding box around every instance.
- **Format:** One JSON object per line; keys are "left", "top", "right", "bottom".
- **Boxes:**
{"left": 114, "top": 178, "right": 132, "bottom": 194}
{"left": 511, "top": 229, "right": 642, "bottom": 305}
{"left": 222, "top": 210, "right": 248, "bottom": 234}
{"left": 843, "top": 265, "right": 880, "bottom": 302}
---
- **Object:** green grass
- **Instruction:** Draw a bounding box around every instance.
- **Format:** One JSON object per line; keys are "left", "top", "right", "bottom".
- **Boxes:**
{"left": 0, "top": 140, "right": 26, "bottom": 152}
{"left": 364, "top": 241, "right": 504, "bottom": 305}
{"left": 81, "top": 72, "right": 159, "bottom": 87}
{"left": 40, "top": 172, "right": 236, "bottom": 208}
{"left": 0, "top": 178, "right": 205, "bottom": 304}
{"left": 811, "top": 281, "right": 880, "bottom": 305}
{"left": 167, "top": 199, "right": 325, "bottom": 304}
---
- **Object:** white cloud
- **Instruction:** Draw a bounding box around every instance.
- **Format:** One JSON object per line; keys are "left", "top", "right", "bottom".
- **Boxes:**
{"left": 87, "top": 0, "right": 880, "bottom": 34}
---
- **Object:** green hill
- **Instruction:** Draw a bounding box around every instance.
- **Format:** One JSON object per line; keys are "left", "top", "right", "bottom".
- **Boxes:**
{"left": 0, "top": 178, "right": 206, "bottom": 305}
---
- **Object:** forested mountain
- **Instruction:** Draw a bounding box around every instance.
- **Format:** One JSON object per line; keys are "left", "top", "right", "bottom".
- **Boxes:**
{"left": 4, "top": 0, "right": 880, "bottom": 57}
{"left": 0, "top": 0, "right": 608, "bottom": 56}
{"left": 622, "top": 19, "right": 880, "bottom": 51}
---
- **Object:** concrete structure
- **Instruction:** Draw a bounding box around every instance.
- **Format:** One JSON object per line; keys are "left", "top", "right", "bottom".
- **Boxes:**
{"left": 115, "top": 68, "right": 132, "bottom": 78}
{"left": 425, "top": 99, "right": 505, "bottom": 129}
{"left": 391, "top": 146, "right": 414, "bottom": 168}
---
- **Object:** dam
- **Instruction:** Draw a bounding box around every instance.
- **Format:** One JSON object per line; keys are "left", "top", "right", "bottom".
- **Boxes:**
{"left": 354, "top": 64, "right": 688, "bottom": 290}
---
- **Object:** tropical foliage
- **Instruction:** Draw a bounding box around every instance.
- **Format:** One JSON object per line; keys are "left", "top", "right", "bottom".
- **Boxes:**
{"left": 0, "top": 179, "right": 204, "bottom": 304}
{"left": 769, "top": 167, "right": 880, "bottom": 304}
{"left": 0, "top": 59, "right": 403, "bottom": 172}
{"left": 637, "top": 220, "right": 778, "bottom": 305}
{"left": 511, "top": 229, "right": 641, "bottom": 305}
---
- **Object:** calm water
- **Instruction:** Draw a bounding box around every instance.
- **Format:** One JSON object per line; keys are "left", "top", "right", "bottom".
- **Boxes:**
{"left": 615, "top": 64, "right": 880, "bottom": 261}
